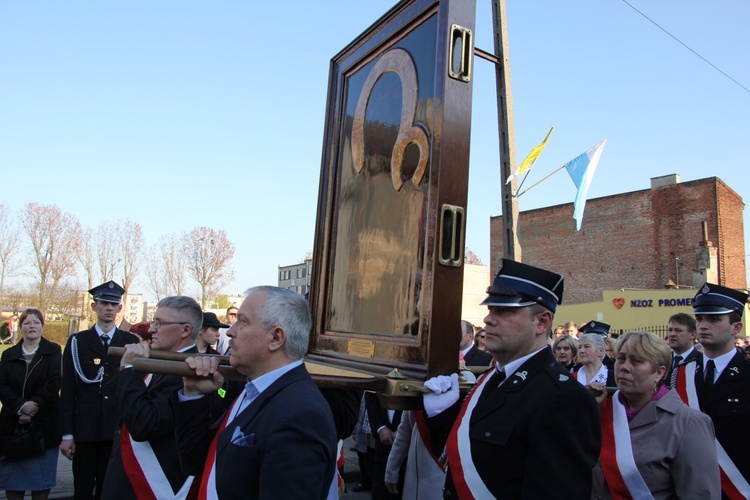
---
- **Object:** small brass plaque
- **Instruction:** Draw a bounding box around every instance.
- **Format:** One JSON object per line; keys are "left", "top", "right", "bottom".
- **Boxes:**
{"left": 348, "top": 340, "right": 376, "bottom": 359}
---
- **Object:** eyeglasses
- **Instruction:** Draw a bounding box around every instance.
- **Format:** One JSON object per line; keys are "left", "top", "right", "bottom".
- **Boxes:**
{"left": 477, "top": 335, "right": 486, "bottom": 339}
{"left": 228, "top": 313, "right": 237, "bottom": 317}
{"left": 150, "top": 320, "right": 188, "bottom": 329}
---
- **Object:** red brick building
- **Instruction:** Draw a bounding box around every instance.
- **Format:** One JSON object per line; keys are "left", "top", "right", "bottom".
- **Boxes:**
{"left": 490, "top": 175, "right": 746, "bottom": 304}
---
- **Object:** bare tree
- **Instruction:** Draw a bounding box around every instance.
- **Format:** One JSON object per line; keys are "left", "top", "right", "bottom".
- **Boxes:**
{"left": 163, "top": 233, "right": 188, "bottom": 296}
{"left": 117, "top": 219, "right": 144, "bottom": 294}
{"left": 95, "top": 223, "right": 119, "bottom": 283}
{"left": 144, "top": 244, "right": 167, "bottom": 301}
{"left": 19, "top": 203, "right": 82, "bottom": 312}
{"left": 464, "top": 247, "right": 484, "bottom": 265}
{"left": 77, "top": 226, "right": 97, "bottom": 291}
{"left": 4, "top": 285, "right": 26, "bottom": 314}
{"left": 0, "top": 203, "right": 23, "bottom": 311}
{"left": 47, "top": 281, "right": 83, "bottom": 320}
{"left": 184, "top": 226, "right": 236, "bottom": 308}
{"left": 145, "top": 233, "right": 189, "bottom": 300}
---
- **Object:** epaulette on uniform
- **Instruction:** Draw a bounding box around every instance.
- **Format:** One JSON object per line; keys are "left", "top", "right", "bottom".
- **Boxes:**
{"left": 543, "top": 361, "right": 575, "bottom": 386}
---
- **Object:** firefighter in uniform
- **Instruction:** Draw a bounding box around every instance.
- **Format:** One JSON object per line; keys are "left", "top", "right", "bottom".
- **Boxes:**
{"left": 60, "top": 281, "right": 139, "bottom": 499}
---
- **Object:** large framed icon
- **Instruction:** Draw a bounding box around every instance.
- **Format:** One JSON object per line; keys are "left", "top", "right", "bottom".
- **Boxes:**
{"left": 308, "top": 0, "right": 476, "bottom": 379}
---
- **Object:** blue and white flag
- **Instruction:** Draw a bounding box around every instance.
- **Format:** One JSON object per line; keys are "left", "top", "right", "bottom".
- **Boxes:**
{"left": 564, "top": 139, "right": 607, "bottom": 231}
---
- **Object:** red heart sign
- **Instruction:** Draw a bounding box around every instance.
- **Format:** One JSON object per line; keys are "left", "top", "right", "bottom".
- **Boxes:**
{"left": 613, "top": 298, "right": 624, "bottom": 309}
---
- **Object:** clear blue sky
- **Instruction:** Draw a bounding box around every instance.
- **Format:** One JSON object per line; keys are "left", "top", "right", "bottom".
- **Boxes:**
{"left": 1, "top": 0, "right": 748, "bottom": 298}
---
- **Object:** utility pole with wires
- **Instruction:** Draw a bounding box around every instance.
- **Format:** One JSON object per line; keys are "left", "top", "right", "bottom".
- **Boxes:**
{"left": 475, "top": 0, "right": 521, "bottom": 262}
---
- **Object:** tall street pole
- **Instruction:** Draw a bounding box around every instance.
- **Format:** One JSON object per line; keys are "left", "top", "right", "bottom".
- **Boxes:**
{"left": 491, "top": 0, "right": 521, "bottom": 261}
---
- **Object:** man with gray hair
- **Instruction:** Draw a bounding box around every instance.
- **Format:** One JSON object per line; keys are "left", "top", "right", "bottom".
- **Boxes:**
{"left": 101, "top": 295, "right": 202, "bottom": 499}
{"left": 175, "top": 286, "right": 337, "bottom": 499}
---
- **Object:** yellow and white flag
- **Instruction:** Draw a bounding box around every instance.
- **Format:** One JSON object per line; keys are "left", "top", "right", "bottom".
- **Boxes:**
{"left": 506, "top": 126, "right": 554, "bottom": 184}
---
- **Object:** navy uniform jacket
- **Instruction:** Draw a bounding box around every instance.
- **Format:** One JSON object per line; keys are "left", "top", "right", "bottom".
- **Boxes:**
{"left": 60, "top": 327, "right": 139, "bottom": 442}
{"left": 174, "top": 363, "right": 337, "bottom": 499}
{"left": 101, "top": 346, "right": 198, "bottom": 500}
{"left": 463, "top": 345, "right": 494, "bottom": 367}
{"left": 694, "top": 350, "right": 750, "bottom": 484}
{"left": 429, "top": 347, "right": 601, "bottom": 499}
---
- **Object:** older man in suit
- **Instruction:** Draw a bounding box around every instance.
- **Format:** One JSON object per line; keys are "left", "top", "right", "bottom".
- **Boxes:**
{"left": 101, "top": 295, "right": 202, "bottom": 499}
{"left": 175, "top": 286, "right": 337, "bottom": 499}
{"left": 460, "top": 320, "right": 493, "bottom": 367}
{"left": 60, "top": 281, "right": 140, "bottom": 500}
{"left": 424, "top": 259, "right": 601, "bottom": 498}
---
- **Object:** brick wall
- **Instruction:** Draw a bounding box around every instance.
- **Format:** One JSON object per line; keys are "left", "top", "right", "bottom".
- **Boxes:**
{"left": 490, "top": 177, "right": 746, "bottom": 304}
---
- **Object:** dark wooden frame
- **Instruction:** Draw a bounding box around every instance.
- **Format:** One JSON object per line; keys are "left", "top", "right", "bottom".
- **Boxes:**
{"left": 309, "top": 0, "right": 476, "bottom": 379}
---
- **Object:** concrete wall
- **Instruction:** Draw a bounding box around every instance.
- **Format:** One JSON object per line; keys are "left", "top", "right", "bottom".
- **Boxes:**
{"left": 461, "top": 263, "right": 491, "bottom": 327}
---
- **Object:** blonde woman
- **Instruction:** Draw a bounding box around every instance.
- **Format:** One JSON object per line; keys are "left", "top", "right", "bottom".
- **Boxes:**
{"left": 589, "top": 331, "right": 720, "bottom": 499}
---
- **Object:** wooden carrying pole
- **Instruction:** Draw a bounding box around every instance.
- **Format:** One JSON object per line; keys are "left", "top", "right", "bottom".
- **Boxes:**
{"left": 107, "top": 347, "right": 386, "bottom": 391}
{"left": 107, "top": 348, "right": 615, "bottom": 403}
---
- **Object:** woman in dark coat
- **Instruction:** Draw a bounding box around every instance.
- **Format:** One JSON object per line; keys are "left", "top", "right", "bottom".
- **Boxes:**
{"left": 0, "top": 308, "right": 62, "bottom": 500}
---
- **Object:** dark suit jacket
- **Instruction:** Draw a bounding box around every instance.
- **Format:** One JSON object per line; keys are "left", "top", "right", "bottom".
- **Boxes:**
{"left": 321, "top": 388, "right": 361, "bottom": 440}
{"left": 694, "top": 350, "right": 750, "bottom": 484}
{"left": 175, "top": 363, "right": 337, "bottom": 499}
{"left": 429, "top": 347, "right": 601, "bottom": 499}
{"left": 101, "top": 346, "right": 198, "bottom": 500}
{"left": 463, "top": 345, "right": 494, "bottom": 367}
{"left": 365, "top": 391, "right": 402, "bottom": 437}
{"left": 60, "top": 327, "right": 139, "bottom": 442}
{"left": 667, "top": 348, "right": 699, "bottom": 388}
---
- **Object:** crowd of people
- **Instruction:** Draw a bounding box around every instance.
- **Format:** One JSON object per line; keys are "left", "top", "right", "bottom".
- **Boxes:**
{"left": 0, "top": 262, "right": 748, "bottom": 499}
{"left": 349, "top": 261, "right": 749, "bottom": 499}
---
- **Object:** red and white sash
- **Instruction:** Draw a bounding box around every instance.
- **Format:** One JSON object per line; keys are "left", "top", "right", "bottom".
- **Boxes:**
{"left": 120, "top": 424, "right": 194, "bottom": 500}
{"left": 414, "top": 411, "right": 442, "bottom": 469}
{"left": 198, "top": 388, "right": 247, "bottom": 500}
{"left": 675, "top": 363, "right": 750, "bottom": 499}
{"left": 599, "top": 392, "right": 653, "bottom": 500}
{"left": 445, "top": 370, "right": 495, "bottom": 499}
{"left": 336, "top": 439, "right": 346, "bottom": 490}
{"left": 120, "top": 372, "right": 194, "bottom": 500}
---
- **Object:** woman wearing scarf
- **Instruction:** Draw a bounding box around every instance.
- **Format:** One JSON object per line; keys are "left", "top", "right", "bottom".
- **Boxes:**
{"left": 589, "top": 331, "right": 720, "bottom": 499}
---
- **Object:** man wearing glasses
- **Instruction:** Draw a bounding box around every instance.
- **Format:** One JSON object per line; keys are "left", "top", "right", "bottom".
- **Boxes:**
{"left": 100, "top": 296, "right": 202, "bottom": 500}
{"left": 60, "top": 281, "right": 140, "bottom": 500}
{"left": 215, "top": 305, "right": 238, "bottom": 355}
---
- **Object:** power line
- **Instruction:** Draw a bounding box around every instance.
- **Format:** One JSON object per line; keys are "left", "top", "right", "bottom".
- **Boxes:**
{"left": 619, "top": 0, "right": 750, "bottom": 95}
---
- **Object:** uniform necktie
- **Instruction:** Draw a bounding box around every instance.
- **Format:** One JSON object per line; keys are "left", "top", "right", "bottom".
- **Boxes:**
{"left": 101, "top": 334, "right": 110, "bottom": 351}
{"left": 478, "top": 368, "right": 506, "bottom": 404}
{"left": 670, "top": 354, "right": 683, "bottom": 388}
{"left": 704, "top": 359, "right": 716, "bottom": 397}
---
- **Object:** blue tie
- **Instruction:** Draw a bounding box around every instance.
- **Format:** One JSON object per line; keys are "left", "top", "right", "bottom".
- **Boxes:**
{"left": 241, "top": 381, "right": 259, "bottom": 410}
